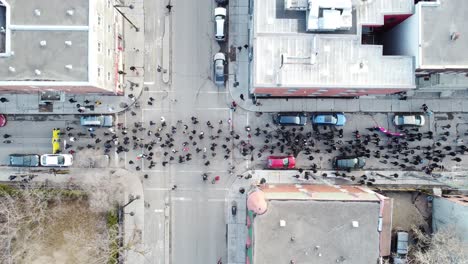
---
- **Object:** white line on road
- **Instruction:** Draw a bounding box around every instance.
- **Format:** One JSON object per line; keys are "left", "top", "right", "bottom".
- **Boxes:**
{"left": 145, "top": 188, "right": 169, "bottom": 191}
{"left": 144, "top": 81, "right": 155, "bottom": 85}
{"left": 207, "top": 198, "right": 227, "bottom": 202}
{"left": 172, "top": 197, "right": 192, "bottom": 201}
{"left": 195, "top": 107, "right": 230, "bottom": 110}
{"left": 154, "top": 209, "right": 164, "bottom": 213}
{"left": 147, "top": 90, "right": 173, "bottom": 93}
{"left": 172, "top": 197, "right": 226, "bottom": 202}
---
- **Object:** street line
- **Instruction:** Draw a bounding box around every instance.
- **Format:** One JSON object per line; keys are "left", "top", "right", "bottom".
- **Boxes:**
{"left": 147, "top": 90, "right": 173, "bottom": 93}
{"left": 144, "top": 81, "right": 155, "bottom": 85}
{"left": 145, "top": 188, "right": 170, "bottom": 191}
{"left": 172, "top": 197, "right": 192, "bottom": 201}
{"left": 154, "top": 209, "right": 164, "bottom": 213}
{"left": 207, "top": 198, "right": 227, "bottom": 202}
{"left": 195, "top": 107, "right": 230, "bottom": 110}
{"left": 176, "top": 170, "right": 228, "bottom": 173}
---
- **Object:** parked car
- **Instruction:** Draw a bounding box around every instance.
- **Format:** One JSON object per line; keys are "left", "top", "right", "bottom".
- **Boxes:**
{"left": 80, "top": 115, "right": 113, "bottom": 127}
{"left": 9, "top": 154, "right": 40, "bottom": 167}
{"left": 267, "top": 156, "right": 296, "bottom": 169}
{"left": 273, "top": 113, "right": 307, "bottom": 126}
{"left": 213, "top": 53, "right": 226, "bottom": 86}
{"left": 333, "top": 156, "right": 365, "bottom": 170}
{"left": 394, "top": 231, "right": 409, "bottom": 264}
{"left": 0, "top": 114, "right": 6, "bottom": 127}
{"left": 40, "top": 154, "right": 73, "bottom": 167}
{"left": 311, "top": 113, "right": 346, "bottom": 126}
{"left": 214, "top": 7, "right": 226, "bottom": 41}
{"left": 393, "top": 114, "right": 425, "bottom": 127}
{"left": 231, "top": 201, "right": 237, "bottom": 216}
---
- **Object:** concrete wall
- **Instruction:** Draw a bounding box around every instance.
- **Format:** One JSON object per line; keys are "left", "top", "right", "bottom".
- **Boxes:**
{"left": 382, "top": 9, "right": 419, "bottom": 66}
{"left": 432, "top": 197, "right": 468, "bottom": 243}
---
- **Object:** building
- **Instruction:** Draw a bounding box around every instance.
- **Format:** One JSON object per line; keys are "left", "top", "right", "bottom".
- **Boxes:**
{"left": 0, "top": 0, "right": 125, "bottom": 94}
{"left": 432, "top": 195, "right": 468, "bottom": 243}
{"left": 248, "top": 0, "right": 415, "bottom": 98}
{"left": 245, "top": 184, "right": 393, "bottom": 264}
{"left": 383, "top": 0, "right": 468, "bottom": 76}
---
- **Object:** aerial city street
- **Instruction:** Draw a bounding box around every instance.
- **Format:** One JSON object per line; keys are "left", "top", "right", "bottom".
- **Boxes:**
{"left": 0, "top": 0, "right": 467, "bottom": 264}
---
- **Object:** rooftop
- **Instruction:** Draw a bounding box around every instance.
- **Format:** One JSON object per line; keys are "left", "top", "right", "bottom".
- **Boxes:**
{"left": 253, "top": 0, "right": 415, "bottom": 89}
{"left": 253, "top": 200, "right": 380, "bottom": 264}
{"left": 419, "top": 0, "right": 468, "bottom": 68}
{"left": 0, "top": 0, "right": 90, "bottom": 83}
{"left": 8, "top": 0, "right": 89, "bottom": 25}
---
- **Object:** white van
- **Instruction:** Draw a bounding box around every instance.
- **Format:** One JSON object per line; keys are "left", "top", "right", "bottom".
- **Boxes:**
{"left": 214, "top": 7, "right": 226, "bottom": 41}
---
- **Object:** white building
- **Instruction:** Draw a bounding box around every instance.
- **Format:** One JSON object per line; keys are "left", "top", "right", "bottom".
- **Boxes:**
{"left": 0, "top": 0, "right": 125, "bottom": 94}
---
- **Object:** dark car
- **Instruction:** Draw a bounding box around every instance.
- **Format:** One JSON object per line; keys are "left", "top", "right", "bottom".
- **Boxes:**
{"left": 273, "top": 113, "right": 307, "bottom": 126}
{"left": 9, "top": 154, "right": 40, "bottom": 167}
{"left": 333, "top": 156, "right": 366, "bottom": 170}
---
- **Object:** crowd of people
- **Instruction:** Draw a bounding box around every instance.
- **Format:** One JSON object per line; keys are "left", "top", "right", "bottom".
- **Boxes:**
{"left": 58, "top": 111, "right": 464, "bottom": 184}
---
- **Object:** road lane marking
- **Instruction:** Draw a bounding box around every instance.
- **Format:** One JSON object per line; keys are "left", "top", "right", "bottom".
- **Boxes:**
{"left": 154, "top": 209, "right": 164, "bottom": 213}
{"left": 145, "top": 188, "right": 170, "bottom": 191}
{"left": 172, "top": 197, "right": 192, "bottom": 201}
{"left": 144, "top": 81, "right": 155, "bottom": 85}
{"left": 195, "top": 107, "right": 230, "bottom": 110}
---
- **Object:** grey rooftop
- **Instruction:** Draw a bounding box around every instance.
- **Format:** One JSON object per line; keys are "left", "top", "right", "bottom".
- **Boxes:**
{"left": 253, "top": 200, "right": 380, "bottom": 264}
{"left": 252, "top": 0, "right": 415, "bottom": 89}
{"left": 420, "top": 0, "right": 468, "bottom": 68}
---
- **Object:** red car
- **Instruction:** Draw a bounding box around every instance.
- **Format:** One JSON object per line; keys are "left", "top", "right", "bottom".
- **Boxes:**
{"left": 0, "top": 114, "right": 6, "bottom": 127}
{"left": 267, "top": 156, "right": 296, "bottom": 169}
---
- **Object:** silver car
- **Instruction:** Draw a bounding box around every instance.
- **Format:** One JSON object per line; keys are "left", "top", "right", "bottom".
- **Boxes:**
{"left": 393, "top": 114, "right": 425, "bottom": 127}
{"left": 213, "top": 53, "right": 226, "bottom": 86}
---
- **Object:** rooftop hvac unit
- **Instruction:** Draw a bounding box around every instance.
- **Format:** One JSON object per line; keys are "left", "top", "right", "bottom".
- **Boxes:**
{"left": 279, "top": 220, "right": 286, "bottom": 227}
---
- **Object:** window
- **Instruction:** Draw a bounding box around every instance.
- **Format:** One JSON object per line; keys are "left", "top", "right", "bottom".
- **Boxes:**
{"left": 107, "top": 48, "right": 111, "bottom": 57}
{"left": 107, "top": 24, "right": 111, "bottom": 33}
{"left": 97, "top": 67, "right": 102, "bottom": 77}
{"left": 107, "top": 0, "right": 111, "bottom": 8}
{"left": 107, "top": 72, "right": 111, "bottom": 81}
{"left": 97, "top": 42, "right": 102, "bottom": 52}
{"left": 97, "top": 14, "right": 102, "bottom": 26}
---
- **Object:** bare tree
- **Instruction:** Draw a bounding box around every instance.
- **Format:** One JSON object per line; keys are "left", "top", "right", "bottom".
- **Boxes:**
{"left": 0, "top": 183, "right": 138, "bottom": 264}
{"left": 410, "top": 225, "right": 468, "bottom": 264}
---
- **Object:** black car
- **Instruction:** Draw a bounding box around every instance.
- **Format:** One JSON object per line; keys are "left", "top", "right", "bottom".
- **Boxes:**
{"left": 273, "top": 113, "right": 307, "bottom": 126}
{"left": 9, "top": 154, "right": 40, "bottom": 167}
{"left": 333, "top": 156, "right": 366, "bottom": 170}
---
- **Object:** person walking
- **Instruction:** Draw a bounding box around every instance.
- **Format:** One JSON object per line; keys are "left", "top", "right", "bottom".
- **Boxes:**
{"left": 68, "top": 98, "right": 77, "bottom": 103}
{"left": 240, "top": 94, "right": 245, "bottom": 101}
{"left": 0, "top": 97, "right": 9, "bottom": 103}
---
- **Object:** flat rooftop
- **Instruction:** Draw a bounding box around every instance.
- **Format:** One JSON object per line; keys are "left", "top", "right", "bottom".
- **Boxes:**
{"left": 0, "top": 0, "right": 89, "bottom": 82}
{"left": 9, "top": 0, "right": 89, "bottom": 25}
{"left": 253, "top": 200, "right": 381, "bottom": 264}
{"left": 253, "top": 0, "right": 415, "bottom": 89}
{"left": 1, "top": 30, "right": 88, "bottom": 81}
{"left": 420, "top": 0, "right": 468, "bottom": 68}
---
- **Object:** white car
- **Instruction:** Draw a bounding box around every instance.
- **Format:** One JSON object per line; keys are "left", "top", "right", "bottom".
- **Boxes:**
{"left": 393, "top": 114, "right": 425, "bottom": 127}
{"left": 40, "top": 154, "right": 73, "bottom": 167}
{"left": 213, "top": 53, "right": 226, "bottom": 86}
{"left": 214, "top": 7, "right": 226, "bottom": 41}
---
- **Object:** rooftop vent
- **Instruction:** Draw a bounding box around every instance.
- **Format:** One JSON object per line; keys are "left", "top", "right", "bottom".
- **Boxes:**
{"left": 34, "top": 69, "right": 41, "bottom": 75}
{"left": 66, "top": 9, "right": 75, "bottom": 16}
{"left": 65, "top": 64, "right": 73, "bottom": 70}
{"left": 64, "top": 40, "right": 72, "bottom": 46}
{"left": 352, "top": 221, "right": 359, "bottom": 228}
{"left": 39, "top": 40, "right": 47, "bottom": 47}
{"left": 8, "top": 66, "right": 15, "bottom": 72}
{"left": 279, "top": 220, "right": 286, "bottom": 227}
{"left": 34, "top": 9, "right": 41, "bottom": 16}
